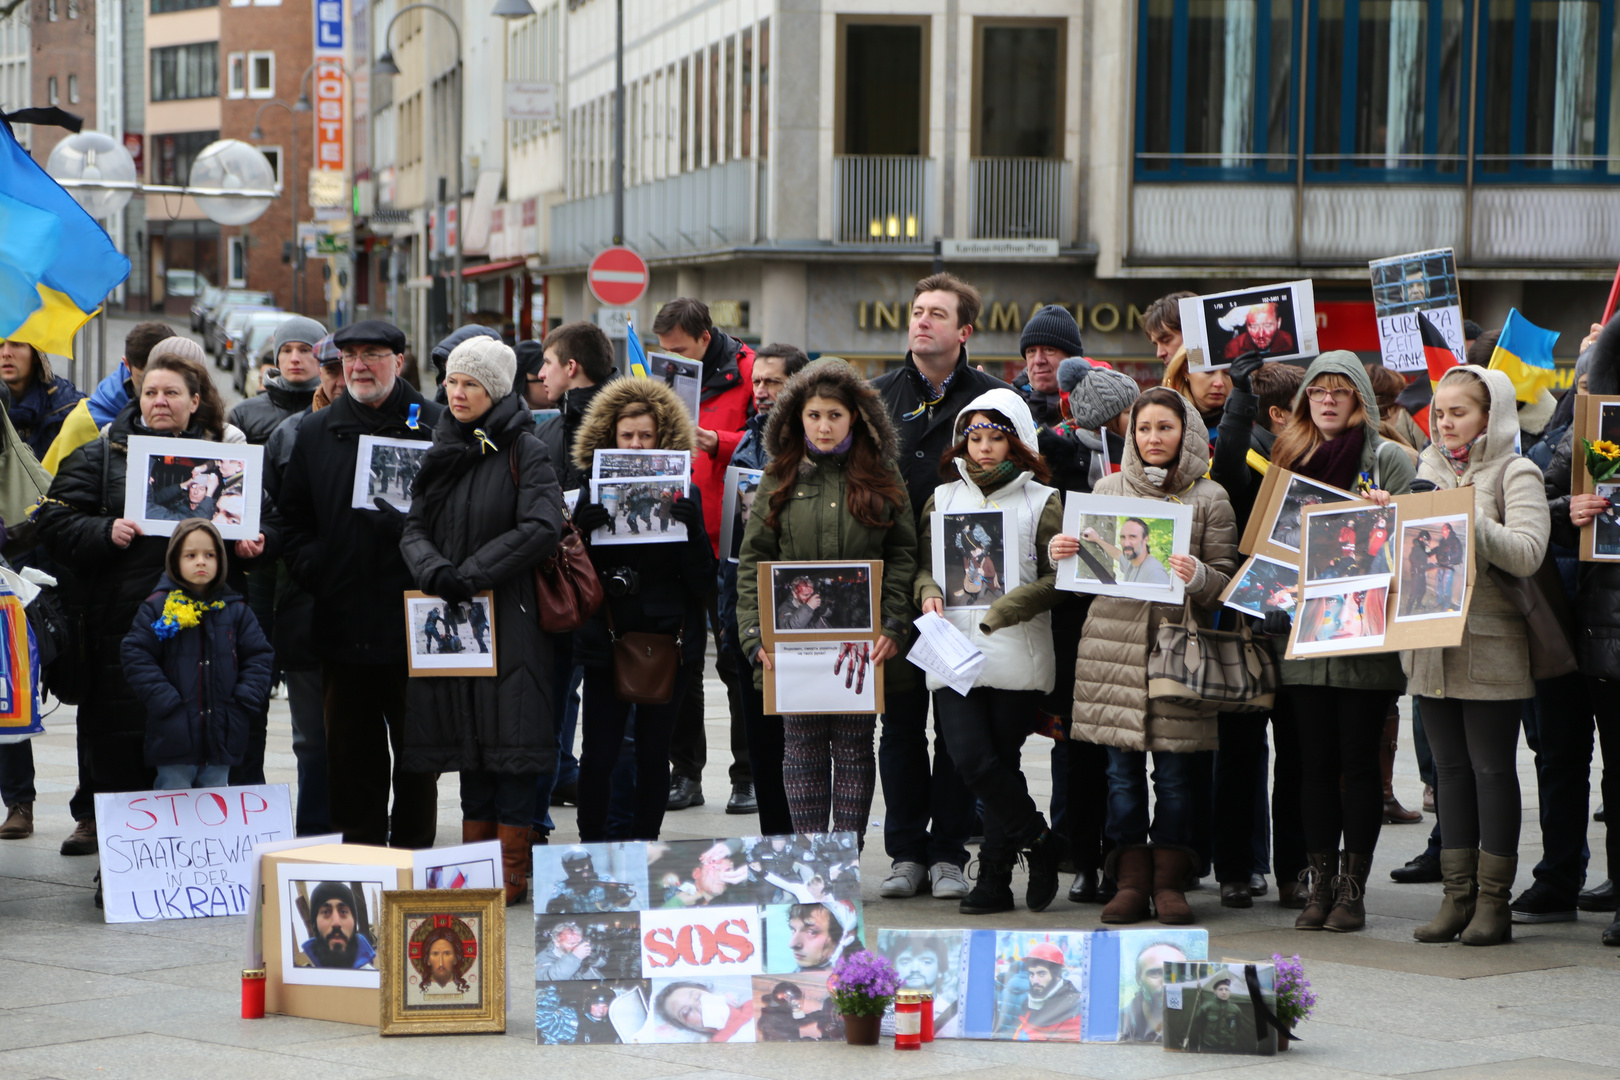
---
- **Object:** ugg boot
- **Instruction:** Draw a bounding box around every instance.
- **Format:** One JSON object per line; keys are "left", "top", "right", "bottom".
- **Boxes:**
{"left": 1324, "top": 851, "right": 1373, "bottom": 932}
{"left": 497, "top": 824, "right": 530, "bottom": 906}
{"left": 961, "top": 851, "right": 1016, "bottom": 915}
{"left": 1413, "top": 848, "right": 1479, "bottom": 943}
{"left": 1100, "top": 845, "right": 1153, "bottom": 924}
{"left": 1382, "top": 711, "right": 1422, "bottom": 823}
{"left": 1152, "top": 846, "right": 1197, "bottom": 925}
{"left": 1023, "top": 829, "right": 1064, "bottom": 913}
{"left": 1295, "top": 852, "right": 1337, "bottom": 930}
{"left": 1461, "top": 850, "right": 1517, "bottom": 946}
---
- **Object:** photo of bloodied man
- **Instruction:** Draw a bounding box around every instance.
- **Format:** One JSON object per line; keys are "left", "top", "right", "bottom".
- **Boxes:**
{"left": 769, "top": 564, "right": 875, "bottom": 634}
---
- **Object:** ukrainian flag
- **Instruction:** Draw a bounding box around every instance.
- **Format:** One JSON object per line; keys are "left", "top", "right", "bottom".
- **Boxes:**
{"left": 1488, "top": 308, "right": 1560, "bottom": 405}
{"left": 0, "top": 120, "right": 131, "bottom": 357}
{"left": 626, "top": 315, "right": 651, "bottom": 377}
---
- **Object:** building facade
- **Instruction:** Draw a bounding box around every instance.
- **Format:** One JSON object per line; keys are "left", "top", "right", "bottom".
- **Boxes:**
{"left": 1, "top": 3, "right": 29, "bottom": 146}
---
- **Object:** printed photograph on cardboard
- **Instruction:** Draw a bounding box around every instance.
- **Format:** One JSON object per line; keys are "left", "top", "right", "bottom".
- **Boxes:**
{"left": 1268, "top": 475, "right": 1357, "bottom": 552}
{"left": 769, "top": 563, "right": 874, "bottom": 634}
{"left": 124, "top": 436, "right": 264, "bottom": 541}
{"left": 1303, "top": 505, "right": 1396, "bottom": 583}
{"left": 277, "top": 864, "right": 389, "bottom": 988}
{"left": 772, "top": 641, "right": 878, "bottom": 713}
{"left": 413, "top": 840, "right": 501, "bottom": 890}
{"left": 648, "top": 838, "right": 756, "bottom": 908}
{"left": 1601, "top": 401, "right": 1620, "bottom": 445}
{"left": 536, "top": 978, "right": 647, "bottom": 1045}
{"left": 534, "top": 911, "right": 644, "bottom": 982}
{"left": 934, "top": 509, "right": 1015, "bottom": 609}
{"left": 761, "top": 898, "right": 862, "bottom": 974}
{"left": 983, "top": 932, "right": 1088, "bottom": 1041}
{"left": 1370, "top": 248, "right": 1461, "bottom": 316}
{"left": 742, "top": 832, "right": 862, "bottom": 907}
{"left": 1294, "top": 581, "right": 1390, "bottom": 654}
{"left": 631, "top": 975, "right": 757, "bottom": 1043}
{"left": 535, "top": 843, "right": 649, "bottom": 914}
{"left": 1112, "top": 929, "right": 1211, "bottom": 1044}
{"left": 1223, "top": 555, "right": 1299, "bottom": 619}
{"left": 401, "top": 909, "right": 486, "bottom": 1010}
{"left": 642, "top": 353, "right": 703, "bottom": 420}
{"left": 877, "top": 929, "right": 964, "bottom": 1038}
{"left": 1070, "top": 513, "right": 1177, "bottom": 590}
{"left": 352, "top": 434, "right": 428, "bottom": 512}
{"left": 720, "top": 466, "right": 764, "bottom": 563}
{"left": 753, "top": 973, "right": 846, "bottom": 1042}
{"left": 591, "top": 448, "right": 692, "bottom": 481}
{"left": 1179, "top": 281, "right": 1317, "bottom": 370}
{"left": 1397, "top": 515, "right": 1468, "bottom": 620}
{"left": 406, "top": 594, "right": 495, "bottom": 669}
{"left": 590, "top": 477, "right": 691, "bottom": 545}
{"left": 1595, "top": 482, "right": 1620, "bottom": 560}
{"left": 1162, "top": 961, "right": 1277, "bottom": 1055}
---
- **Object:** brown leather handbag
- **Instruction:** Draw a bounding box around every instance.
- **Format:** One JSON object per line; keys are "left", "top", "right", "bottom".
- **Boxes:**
{"left": 511, "top": 454, "right": 603, "bottom": 632}
{"left": 1147, "top": 600, "right": 1277, "bottom": 714}
{"left": 605, "top": 603, "right": 682, "bottom": 705}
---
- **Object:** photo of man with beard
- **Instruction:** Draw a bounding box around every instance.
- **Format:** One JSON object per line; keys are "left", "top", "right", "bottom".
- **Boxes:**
{"left": 297, "top": 881, "right": 378, "bottom": 970}
{"left": 1008, "top": 943, "right": 1083, "bottom": 1041}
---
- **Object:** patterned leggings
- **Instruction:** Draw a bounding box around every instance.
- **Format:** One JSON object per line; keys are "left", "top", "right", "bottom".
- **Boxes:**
{"left": 782, "top": 713, "right": 876, "bottom": 844}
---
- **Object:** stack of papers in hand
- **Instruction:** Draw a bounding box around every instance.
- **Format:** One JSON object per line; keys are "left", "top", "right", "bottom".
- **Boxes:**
{"left": 908, "top": 612, "right": 985, "bottom": 696}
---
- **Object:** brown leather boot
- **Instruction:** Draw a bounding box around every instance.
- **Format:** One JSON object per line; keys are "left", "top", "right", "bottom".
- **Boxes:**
{"left": 1100, "top": 845, "right": 1153, "bottom": 924}
{"left": 1414, "top": 848, "right": 1478, "bottom": 943}
{"left": 1461, "top": 850, "right": 1516, "bottom": 946}
{"left": 0, "top": 802, "right": 32, "bottom": 839}
{"left": 1295, "top": 852, "right": 1336, "bottom": 930}
{"left": 1382, "top": 712, "right": 1422, "bottom": 824}
{"left": 1324, "top": 851, "right": 1373, "bottom": 932}
{"left": 1152, "top": 846, "right": 1196, "bottom": 925}
{"left": 497, "top": 824, "right": 530, "bottom": 906}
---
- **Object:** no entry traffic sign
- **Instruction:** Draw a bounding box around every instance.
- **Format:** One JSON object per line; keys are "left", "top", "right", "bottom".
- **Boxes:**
{"left": 587, "top": 246, "right": 649, "bottom": 307}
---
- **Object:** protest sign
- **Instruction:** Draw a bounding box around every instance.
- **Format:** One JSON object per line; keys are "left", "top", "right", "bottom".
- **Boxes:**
{"left": 1178, "top": 280, "right": 1318, "bottom": 371}
{"left": 1369, "top": 247, "right": 1465, "bottom": 374}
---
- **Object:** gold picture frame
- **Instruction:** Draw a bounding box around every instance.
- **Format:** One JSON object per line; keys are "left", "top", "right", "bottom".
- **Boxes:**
{"left": 378, "top": 888, "right": 506, "bottom": 1036}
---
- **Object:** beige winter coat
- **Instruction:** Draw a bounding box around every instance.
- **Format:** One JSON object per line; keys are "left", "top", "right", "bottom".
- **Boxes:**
{"left": 1070, "top": 405, "right": 1239, "bottom": 753}
{"left": 1403, "top": 367, "right": 1550, "bottom": 701}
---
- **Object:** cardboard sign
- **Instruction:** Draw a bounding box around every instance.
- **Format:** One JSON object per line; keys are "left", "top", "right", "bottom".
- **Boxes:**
{"left": 1369, "top": 247, "right": 1465, "bottom": 374}
{"left": 1572, "top": 394, "right": 1620, "bottom": 562}
{"left": 758, "top": 560, "right": 885, "bottom": 714}
{"left": 95, "top": 783, "right": 294, "bottom": 924}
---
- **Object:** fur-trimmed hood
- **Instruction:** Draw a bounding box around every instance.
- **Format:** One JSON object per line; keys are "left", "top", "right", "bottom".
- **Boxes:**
{"left": 763, "top": 357, "right": 898, "bottom": 470}
{"left": 570, "top": 375, "right": 696, "bottom": 472}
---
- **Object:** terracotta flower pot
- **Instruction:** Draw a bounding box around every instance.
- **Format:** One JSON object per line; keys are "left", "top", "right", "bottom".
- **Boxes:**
{"left": 842, "top": 1012, "right": 881, "bottom": 1045}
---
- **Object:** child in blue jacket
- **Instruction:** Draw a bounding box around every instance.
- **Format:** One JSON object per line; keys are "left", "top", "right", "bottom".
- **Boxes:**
{"left": 122, "top": 518, "right": 274, "bottom": 790}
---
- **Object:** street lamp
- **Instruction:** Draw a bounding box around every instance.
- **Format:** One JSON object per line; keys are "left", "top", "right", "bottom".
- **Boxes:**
{"left": 250, "top": 98, "right": 302, "bottom": 313}
{"left": 189, "top": 139, "right": 276, "bottom": 226}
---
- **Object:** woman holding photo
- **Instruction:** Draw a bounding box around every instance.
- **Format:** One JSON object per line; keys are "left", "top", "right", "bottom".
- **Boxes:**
{"left": 736, "top": 359, "right": 916, "bottom": 848}
{"left": 912, "top": 388, "right": 1064, "bottom": 915}
{"left": 1266, "top": 351, "right": 1414, "bottom": 933}
{"left": 38, "top": 339, "right": 272, "bottom": 831}
{"left": 569, "top": 378, "right": 713, "bottom": 843}
{"left": 1407, "top": 367, "right": 1548, "bottom": 946}
{"left": 399, "top": 338, "right": 564, "bottom": 905}
{"left": 1055, "top": 386, "right": 1238, "bottom": 925}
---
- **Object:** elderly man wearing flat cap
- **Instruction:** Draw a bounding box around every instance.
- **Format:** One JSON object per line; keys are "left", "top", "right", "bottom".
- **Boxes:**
{"left": 275, "top": 319, "right": 445, "bottom": 848}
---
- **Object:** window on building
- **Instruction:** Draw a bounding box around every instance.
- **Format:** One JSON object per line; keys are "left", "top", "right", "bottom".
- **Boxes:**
{"left": 248, "top": 50, "right": 273, "bottom": 98}
{"left": 46, "top": 76, "right": 56, "bottom": 105}
{"left": 759, "top": 18, "right": 769, "bottom": 158}
{"left": 154, "top": 130, "right": 219, "bottom": 185}
{"left": 725, "top": 35, "right": 735, "bottom": 163}
{"left": 741, "top": 27, "right": 753, "bottom": 159}
{"left": 68, "top": 73, "right": 78, "bottom": 102}
{"left": 67, "top": 0, "right": 77, "bottom": 18}
{"left": 151, "top": 43, "right": 219, "bottom": 101}
{"left": 227, "top": 52, "right": 246, "bottom": 98}
{"left": 976, "top": 21, "right": 1064, "bottom": 157}
{"left": 150, "top": 0, "right": 218, "bottom": 12}
{"left": 46, "top": 0, "right": 56, "bottom": 20}
{"left": 228, "top": 235, "right": 247, "bottom": 286}
{"left": 679, "top": 56, "right": 689, "bottom": 172}
{"left": 709, "top": 43, "right": 720, "bottom": 165}
{"left": 842, "top": 21, "right": 925, "bottom": 155}
{"left": 260, "top": 146, "right": 282, "bottom": 188}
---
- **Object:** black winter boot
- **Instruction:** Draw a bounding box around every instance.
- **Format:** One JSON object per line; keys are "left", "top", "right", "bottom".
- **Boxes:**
{"left": 961, "top": 851, "right": 1016, "bottom": 915}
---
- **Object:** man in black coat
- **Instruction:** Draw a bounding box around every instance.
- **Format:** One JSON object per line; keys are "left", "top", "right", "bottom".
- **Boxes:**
{"left": 868, "top": 272, "right": 1006, "bottom": 902}
{"left": 227, "top": 315, "right": 324, "bottom": 444}
{"left": 275, "top": 319, "right": 445, "bottom": 848}
{"left": 535, "top": 321, "right": 617, "bottom": 492}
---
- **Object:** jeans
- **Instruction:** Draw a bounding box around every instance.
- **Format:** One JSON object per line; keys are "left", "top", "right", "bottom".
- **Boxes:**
{"left": 461, "top": 770, "right": 540, "bottom": 826}
{"left": 0, "top": 740, "right": 35, "bottom": 804}
{"left": 284, "top": 669, "right": 330, "bottom": 835}
{"left": 321, "top": 661, "right": 438, "bottom": 849}
{"left": 933, "top": 687, "right": 1045, "bottom": 858}
{"left": 578, "top": 664, "right": 689, "bottom": 842}
{"left": 1104, "top": 747, "right": 1197, "bottom": 847}
{"left": 878, "top": 683, "right": 974, "bottom": 868}
{"left": 1520, "top": 674, "right": 1595, "bottom": 896}
{"left": 1214, "top": 711, "right": 1305, "bottom": 885}
{"left": 154, "top": 764, "right": 230, "bottom": 790}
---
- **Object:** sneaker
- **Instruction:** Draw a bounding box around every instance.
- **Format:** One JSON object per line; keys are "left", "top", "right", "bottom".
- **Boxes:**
{"left": 60, "top": 818, "right": 97, "bottom": 856}
{"left": 1510, "top": 881, "right": 1578, "bottom": 924}
{"left": 0, "top": 802, "right": 32, "bottom": 839}
{"left": 879, "top": 861, "right": 927, "bottom": 898}
{"left": 929, "top": 862, "right": 970, "bottom": 900}
{"left": 1579, "top": 878, "right": 1619, "bottom": 913}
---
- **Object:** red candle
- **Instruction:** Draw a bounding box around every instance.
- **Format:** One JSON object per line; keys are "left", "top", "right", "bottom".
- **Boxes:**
{"left": 241, "top": 968, "right": 266, "bottom": 1019}
{"left": 893, "top": 990, "right": 922, "bottom": 1049}
{"left": 919, "top": 991, "right": 934, "bottom": 1042}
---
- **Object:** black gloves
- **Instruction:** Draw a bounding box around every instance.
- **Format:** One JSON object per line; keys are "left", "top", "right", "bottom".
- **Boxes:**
{"left": 1228, "top": 351, "right": 1263, "bottom": 394}
{"left": 671, "top": 495, "right": 706, "bottom": 541}
{"left": 372, "top": 496, "right": 407, "bottom": 539}
{"left": 1261, "top": 609, "right": 1293, "bottom": 638}
{"left": 573, "top": 502, "right": 611, "bottom": 536}
{"left": 429, "top": 565, "right": 475, "bottom": 605}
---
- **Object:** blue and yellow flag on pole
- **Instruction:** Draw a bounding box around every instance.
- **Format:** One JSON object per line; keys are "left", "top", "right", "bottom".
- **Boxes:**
{"left": 1488, "top": 308, "right": 1560, "bottom": 405}
{"left": 0, "top": 119, "right": 132, "bottom": 357}
{"left": 626, "top": 315, "right": 651, "bottom": 377}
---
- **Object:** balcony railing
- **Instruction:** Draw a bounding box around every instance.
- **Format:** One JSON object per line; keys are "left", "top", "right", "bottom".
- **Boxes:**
{"left": 833, "top": 155, "right": 935, "bottom": 244}
{"left": 549, "top": 159, "right": 757, "bottom": 262}
{"left": 969, "top": 157, "right": 1069, "bottom": 240}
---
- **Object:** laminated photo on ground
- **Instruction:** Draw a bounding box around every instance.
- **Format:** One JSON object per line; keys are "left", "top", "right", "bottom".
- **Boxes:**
{"left": 957, "top": 931, "right": 1089, "bottom": 1042}
{"left": 1161, "top": 961, "right": 1278, "bottom": 1056}
{"left": 752, "top": 973, "right": 846, "bottom": 1042}
{"left": 276, "top": 864, "right": 389, "bottom": 989}
{"left": 1177, "top": 280, "right": 1319, "bottom": 371}
{"left": 535, "top": 978, "right": 647, "bottom": 1044}
{"left": 1396, "top": 515, "right": 1468, "bottom": 621}
{"left": 1056, "top": 493, "right": 1192, "bottom": 603}
{"left": 876, "top": 930, "right": 965, "bottom": 1038}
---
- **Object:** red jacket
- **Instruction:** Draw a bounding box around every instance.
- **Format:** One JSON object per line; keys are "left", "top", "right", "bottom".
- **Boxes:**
{"left": 692, "top": 331, "right": 755, "bottom": 556}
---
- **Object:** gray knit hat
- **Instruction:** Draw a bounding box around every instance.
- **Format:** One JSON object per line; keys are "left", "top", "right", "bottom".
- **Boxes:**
{"left": 1069, "top": 366, "right": 1140, "bottom": 430}
{"left": 446, "top": 336, "right": 517, "bottom": 397}
{"left": 1056, "top": 357, "right": 1092, "bottom": 395}
{"left": 147, "top": 336, "right": 207, "bottom": 368}
{"left": 271, "top": 315, "right": 327, "bottom": 358}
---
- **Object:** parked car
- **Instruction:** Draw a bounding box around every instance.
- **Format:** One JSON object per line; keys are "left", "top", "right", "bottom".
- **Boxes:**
{"left": 201, "top": 290, "right": 274, "bottom": 355}
{"left": 229, "top": 312, "right": 287, "bottom": 392}
{"left": 211, "top": 305, "right": 279, "bottom": 366}
{"left": 190, "top": 285, "right": 224, "bottom": 332}
{"left": 165, "top": 269, "right": 210, "bottom": 300}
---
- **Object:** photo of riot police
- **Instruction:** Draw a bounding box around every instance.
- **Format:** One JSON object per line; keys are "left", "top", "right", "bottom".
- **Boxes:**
{"left": 534, "top": 912, "right": 643, "bottom": 982}
{"left": 752, "top": 975, "right": 846, "bottom": 1042}
{"left": 535, "top": 979, "right": 649, "bottom": 1045}
{"left": 534, "top": 844, "right": 649, "bottom": 914}
{"left": 741, "top": 833, "right": 861, "bottom": 906}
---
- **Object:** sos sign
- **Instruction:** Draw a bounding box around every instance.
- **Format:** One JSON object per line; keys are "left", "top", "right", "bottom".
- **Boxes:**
{"left": 639, "top": 905, "right": 763, "bottom": 979}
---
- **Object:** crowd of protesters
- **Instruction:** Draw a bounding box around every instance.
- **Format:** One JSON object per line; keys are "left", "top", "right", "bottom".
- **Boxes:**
{"left": 0, "top": 274, "right": 1615, "bottom": 952}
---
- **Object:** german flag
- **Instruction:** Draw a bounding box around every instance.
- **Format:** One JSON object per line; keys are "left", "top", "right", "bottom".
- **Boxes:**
{"left": 1394, "top": 311, "right": 1459, "bottom": 432}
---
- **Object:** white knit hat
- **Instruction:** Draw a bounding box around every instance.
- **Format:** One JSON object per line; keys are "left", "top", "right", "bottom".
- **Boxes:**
{"left": 445, "top": 336, "right": 517, "bottom": 397}
{"left": 146, "top": 336, "right": 207, "bottom": 368}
